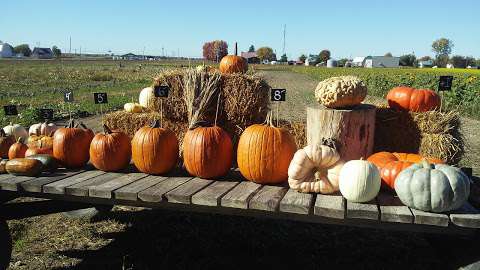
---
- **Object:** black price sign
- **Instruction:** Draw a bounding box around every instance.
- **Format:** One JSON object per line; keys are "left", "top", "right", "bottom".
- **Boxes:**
{"left": 438, "top": 76, "right": 453, "bottom": 91}
{"left": 94, "top": 93, "right": 108, "bottom": 104}
{"left": 3, "top": 105, "right": 18, "bottom": 116}
{"left": 64, "top": 90, "right": 74, "bottom": 102}
{"left": 271, "top": 89, "right": 286, "bottom": 101}
{"left": 154, "top": 85, "right": 170, "bottom": 97}
{"left": 40, "top": 109, "right": 54, "bottom": 120}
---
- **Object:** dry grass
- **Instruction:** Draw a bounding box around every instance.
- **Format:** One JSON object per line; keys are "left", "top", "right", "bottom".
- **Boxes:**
{"left": 374, "top": 108, "right": 464, "bottom": 164}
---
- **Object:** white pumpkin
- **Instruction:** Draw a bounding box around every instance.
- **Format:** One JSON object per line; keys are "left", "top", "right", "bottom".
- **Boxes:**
{"left": 139, "top": 87, "right": 154, "bottom": 108}
{"left": 3, "top": 123, "right": 28, "bottom": 141}
{"left": 124, "top": 102, "right": 143, "bottom": 113}
{"left": 288, "top": 144, "right": 345, "bottom": 194}
{"left": 28, "top": 121, "right": 58, "bottom": 136}
{"left": 339, "top": 159, "right": 381, "bottom": 202}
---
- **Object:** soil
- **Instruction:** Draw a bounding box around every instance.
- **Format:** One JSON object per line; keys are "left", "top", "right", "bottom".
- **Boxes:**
{"left": 4, "top": 69, "right": 480, "bottom": 269}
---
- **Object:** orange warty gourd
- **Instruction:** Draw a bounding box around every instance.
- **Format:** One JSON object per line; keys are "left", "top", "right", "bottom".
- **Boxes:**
{"left": 0, "top": 129, "right": 15, "bottom": 159}
{"left": 183, "top": 126, "right": 233, "bottom": 179}
{"left": 219, "top": 42, "right": 248, "bottom": 74}
{"left": 132, "top": 120, "right": 178, "bottom": 175}
{"left": 8, "top": 138, "right": 28, "bottom": 160}
{"left": 237, "top": 118, "right": 297, "bottom": 184}
{"left": 387, "top": 86, "right": 441, "bottom": 112}
{"left": 25, "top": 140, "right": 53, "bottom": 157}
{"left": 89, "top": 125, "right": 132, "bottom": 172}
{"left": 367, "top": 151, "right": 444, "bottom": 189}
{"left": 53, "top": 120, "right": 94, "bottom": 168}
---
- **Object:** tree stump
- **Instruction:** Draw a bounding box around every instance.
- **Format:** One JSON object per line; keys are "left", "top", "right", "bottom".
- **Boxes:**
{"left": 307, "top": 104, "right": 376, "bottom": 161}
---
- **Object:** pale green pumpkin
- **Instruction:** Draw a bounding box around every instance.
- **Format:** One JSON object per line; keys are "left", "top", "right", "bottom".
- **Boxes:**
{"left": 394, "top": 160, "right": 470, "bottom": 213}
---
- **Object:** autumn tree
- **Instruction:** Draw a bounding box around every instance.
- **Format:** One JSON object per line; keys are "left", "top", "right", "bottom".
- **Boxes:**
{"left": 13, "top": 44, "right": 32, "bottom": 57}
{"left": 432, "top": 38, "right": 454, "bottom": 67}
{"left": 202, "top": 40, "right": 228, "bottom": 62}
{"left": 299, "top": 54, "right": 307, "bottom": 62}
{"left": 256, "top": 47, "right": 275, "bottom": 61}
{"left": 318, "top": 50, "right": 331, "bottom": 64}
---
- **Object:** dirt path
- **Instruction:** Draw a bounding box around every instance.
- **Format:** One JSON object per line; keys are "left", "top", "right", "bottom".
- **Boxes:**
{"left": 259, "top": 70, "right": 479, "bottom": 174}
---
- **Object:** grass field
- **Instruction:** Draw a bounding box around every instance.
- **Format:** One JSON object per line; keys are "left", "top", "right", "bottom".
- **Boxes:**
{"left": 2, "top": 59, "right": 480, "bottom": 269}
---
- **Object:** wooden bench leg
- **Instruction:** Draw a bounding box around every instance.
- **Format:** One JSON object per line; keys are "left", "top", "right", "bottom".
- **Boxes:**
{"left": 0, "top": 219, "right": 12, "bottom": 270}
{"left": 62, "top": 205, "right": 114, "bottom": 219}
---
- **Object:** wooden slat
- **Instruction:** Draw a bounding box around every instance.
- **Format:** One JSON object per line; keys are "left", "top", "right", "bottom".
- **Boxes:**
{"left": 249, "top": 185, "right": 288, "bottom": 212}
{"left": 191, "top": 181, "right": 239, "bottom": 206}
{"left": 0, "top": 176, "right": 35, "bottom": 191}
{"left": 65, "top": 172, "right": 123, "bottom": 196}
{"left": 314, "top": 194, "right": 345, "bottom": 219}
{"left": 279, "top": 189, "right": 314, "bottom": 215}
{"left": 346, "top": 199, "right": 379, "bottom": 220}
{"left": 449, "top": 203, "right": 480, "bottom": 228}
{"left": 20, "top": 170, "right": 85, "bottom": 193}
{"left": 221, "top": 181, "right": 261, "bottom": 209}
{"left": 377, "top": 193, "right": 413, "bottom": 224}
{"left": 411, "top": 208, "right": 450, "bottom": 227}
{"left": 89, "top": 173, "right": 148, "bottom": 198}
{"left": 166, "top": 178, "right": 214, "bottom": 204}
{"left": 43, "top": 170, "right": 106, "bottom": 194}
{"left": 114, "top": 175, "right": 167, "bottom": 201}
{"left": 0, "top": 174, "right": 17, "bottom": 181}
{"left": 138, "top": 177, "right": 192, "bottom": 203}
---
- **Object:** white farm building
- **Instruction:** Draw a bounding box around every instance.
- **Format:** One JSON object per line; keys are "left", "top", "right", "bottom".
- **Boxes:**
{"left": 0, "top": 42, "right": 14, "bottom": 58}
{"left": 351, "top": 56, "right": 400, "bottom": 68}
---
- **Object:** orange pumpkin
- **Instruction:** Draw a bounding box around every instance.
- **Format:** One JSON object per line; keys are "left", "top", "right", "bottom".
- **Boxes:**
{"left": 219, "top": 42, "right": 248, "bottom": 74}
{"left": 8, "top": 138, "right": 28, "bottom": 160}
{"left": 367, "top": 152, "right": 444, "bottom": 189}
{"left": 183, "top": 126, "right": 233, "bottom": 179}
{"left": 387, "top": 86, "right": 441, "bottom": 112}
{"left": 27, "top": 134, "right": 54, "bottom": 149}
{"left": 89, "top": 125, "right": 131, "bottom": 172}
{"left": 53, "top": 120, "right": 94, "bottom": 168}
{"left": 25, "top": 140, "right": 53, "bottom": 157}
{"left": 237, "top": 120, "right": 297, "bottom": 184}
{"left": 0, "top": 129, "right": 15, "bottom": 159}
{"left": 131, "top": 120, "right": 178, "bottom": 175}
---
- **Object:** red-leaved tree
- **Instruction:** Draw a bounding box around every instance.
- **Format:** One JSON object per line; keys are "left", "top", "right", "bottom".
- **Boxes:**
{"left": 202, "top": 40, "right": 228, "bottom": 62}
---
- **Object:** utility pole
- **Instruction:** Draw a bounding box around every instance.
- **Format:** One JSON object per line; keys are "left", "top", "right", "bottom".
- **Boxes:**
{"left": 80, "top": 46, "right": 82, "bottom": 57}
{"left": 162, "top": 46, "right": 164, "bottom": 57}
{"left": 177, "top": 48, "right": 180, "bottom": 58}
{"left": 69, "top": 36, "right": 71, "bottom": 54}
{"left": 282, "top": 24, "right": 286, "bottom": 55}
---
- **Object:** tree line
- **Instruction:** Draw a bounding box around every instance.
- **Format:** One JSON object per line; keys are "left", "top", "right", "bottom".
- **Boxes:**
{"left": 3, "top": 43, "right": 61, "bottom": 57}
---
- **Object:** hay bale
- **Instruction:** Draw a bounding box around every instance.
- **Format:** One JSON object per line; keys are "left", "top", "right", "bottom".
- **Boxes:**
{"left": 374, "top": 108, "right": 464, "bottom": 164}
{"left": 149, "top": 69, "right": 270, "bottom": 128}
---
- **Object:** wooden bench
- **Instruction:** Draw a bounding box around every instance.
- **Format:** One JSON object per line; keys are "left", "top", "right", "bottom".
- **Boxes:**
{"left": 1, "top": 167, "right": 479, "bottom": 269}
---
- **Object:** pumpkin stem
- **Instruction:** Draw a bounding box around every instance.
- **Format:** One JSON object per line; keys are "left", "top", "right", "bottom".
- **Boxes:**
{"left": 16, "top": 137, "right": 23, "bottom": 144}
{"left": 66, "top": 119, "right": 75, "bottom": 128}
{"left": 150, "top": 119, "right": 161, "bottom": 128}
{"left": 48, "top": 131, "right": 54, "bottom": 137}
{"left": 79, "top": 122, "right": 88, "bottom": 130}
{"left": 0, "top": 129, "right": 5, "bottom": 137}
{"left": 421, "top": 159, "right": 431, "bottom": 169}
{"left": 234, "top": 42, "right": 238, "bottom": 56}
{"left": 103, "top": 124, "right": 112, "bottom": 134}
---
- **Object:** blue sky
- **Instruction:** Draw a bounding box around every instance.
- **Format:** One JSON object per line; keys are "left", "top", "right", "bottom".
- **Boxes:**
{"left": 2, "top": 0, "right": 479, "bottom": 59}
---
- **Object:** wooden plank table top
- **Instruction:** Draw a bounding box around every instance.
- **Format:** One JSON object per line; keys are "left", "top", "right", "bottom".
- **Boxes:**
{"left": 1, "top": 169, "right": 479, "bottom": 232}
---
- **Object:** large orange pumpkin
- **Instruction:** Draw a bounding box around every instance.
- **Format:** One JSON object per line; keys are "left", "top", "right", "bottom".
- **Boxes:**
{"left": 237, "top": 122, "right": 297, "bottom": 184}
{"left": 219, "top": 42, "right": 248, "bottom": 74}
{"left": 0, "top": 129, "right": 15, "bottom": 159}
{"left": 8, "top": 138, "right": 28, "bottom": 160}
{"left": 387, "top": 86, "right": 441, "bottom": 112}
{"left": 90, "top": 125, "right": 131, "bottom": 172}
{"left": 53, "top": 120, "right": 94, "bottom": 168}
{"left": 183, "top": 126, "right": 233, "bottom": 179}
{"left": 132, "top": 120, "right": 178, "bottom": 175}
{"left": 367, "top": 151, "right": 444, "bottom": 189}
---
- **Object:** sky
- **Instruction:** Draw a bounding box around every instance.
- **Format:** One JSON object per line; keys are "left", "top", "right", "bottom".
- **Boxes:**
{"left": 2, "top": 0, "right": 480, "bottom": 59}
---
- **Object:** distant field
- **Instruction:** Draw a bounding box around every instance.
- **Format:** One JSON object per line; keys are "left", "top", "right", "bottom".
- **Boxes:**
{"left": 0, "top": 59, "right": 202, "bottom": 127}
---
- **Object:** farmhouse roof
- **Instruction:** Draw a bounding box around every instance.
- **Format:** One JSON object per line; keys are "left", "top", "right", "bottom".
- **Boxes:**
{"left": 241, "top": 51, "right": 257, "bottom": 59}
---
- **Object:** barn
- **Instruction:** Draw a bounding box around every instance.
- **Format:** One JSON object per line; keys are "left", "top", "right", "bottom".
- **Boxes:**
{"left": 0, "top": 42, "right": 14, "bottom": 58}
{"left": 240, "top": 52, "right": 260, "bottom": 64}
{"left": 364, "top": 56, "right": 400, "bottom": 68}
{"left": 32, "top": 47, "right": 54, "bottom": 59}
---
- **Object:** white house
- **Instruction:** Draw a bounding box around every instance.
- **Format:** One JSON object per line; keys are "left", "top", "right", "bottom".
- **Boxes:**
{"left": 418, "top": 60, "right": 434, "bottom": 68}
{"left": 364, "top": 56, "right": 399, "bottom": 68}
{"left": 0, "top": 42, "right": 14, "bottom": 58}
{"left": 352, "top": 56, "right": 366, "bottom": 67}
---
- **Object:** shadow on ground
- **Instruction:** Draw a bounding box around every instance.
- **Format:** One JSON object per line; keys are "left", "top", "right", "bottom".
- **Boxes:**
{"left": 50, "top": 208, "right": 479, "bottom": 270}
